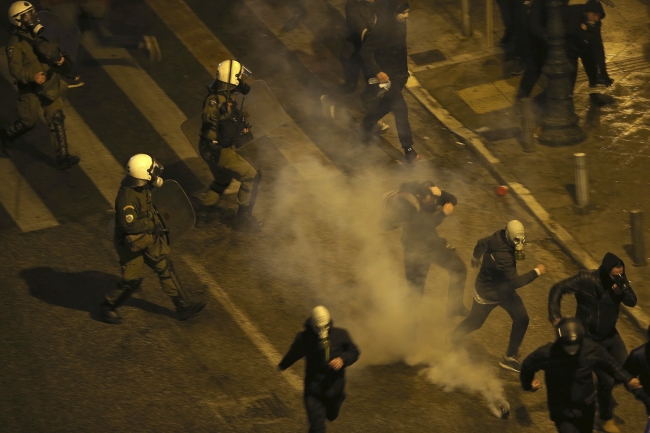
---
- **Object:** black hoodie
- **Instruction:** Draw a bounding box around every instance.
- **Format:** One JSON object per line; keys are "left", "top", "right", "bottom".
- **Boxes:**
{"left": 359, "top": 0, "right": 410, "bottom": 84}
{"left": 278, "top": 319, "right": 360, "bottom": 397}
{"left": 548, "top": 252, "right": 637, "bottom": 340}
{"left": 473, "top": 229, "right": 539, "bottom": 302}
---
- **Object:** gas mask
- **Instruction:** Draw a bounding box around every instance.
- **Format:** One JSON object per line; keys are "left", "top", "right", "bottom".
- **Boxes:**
{"left": 311, "top": 306, "right": 331, "bottom": 363}
{"left": 22, "top": 11, "right": 43, "bottom": 36}
{"left": 148, "top": 160, "right": 164, "bottom": 188}
{"left": 505, "top": 220, "right": 526, "bottom": 260}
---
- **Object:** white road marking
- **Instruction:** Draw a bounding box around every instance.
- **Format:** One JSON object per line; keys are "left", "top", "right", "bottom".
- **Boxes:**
{"left": 183, "top": 259, "right": 303, "bottom": 392}
{"left": 145, "top": 0, "right": 339, "bottom": 178}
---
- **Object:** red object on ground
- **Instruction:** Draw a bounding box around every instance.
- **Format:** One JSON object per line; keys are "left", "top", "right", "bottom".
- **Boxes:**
{"left": 497, "top": 185, "right": 509, "bottom": 196}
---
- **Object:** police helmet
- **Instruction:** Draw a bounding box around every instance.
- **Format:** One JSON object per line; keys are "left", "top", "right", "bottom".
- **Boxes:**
{"left": 124, "top": 154, "right": 164, "bottom": 188}
{"left": 8, "top": 1, "right": 34, "bottom": 26}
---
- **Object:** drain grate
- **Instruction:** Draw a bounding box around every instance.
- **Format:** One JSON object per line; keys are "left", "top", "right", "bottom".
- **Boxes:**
{"left": 211, "top": 393, "right": 289, "bottom": 426}
{"left": 410, "top": 49, "right": 447, "bottom": 66}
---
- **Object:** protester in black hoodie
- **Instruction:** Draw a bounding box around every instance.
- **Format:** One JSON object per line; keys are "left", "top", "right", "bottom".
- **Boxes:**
{"left": 359, "top": 0, "right": 420, "bottom": 164}
{"left": 382, "top": 180, "right": 467, "bottom": 317}
{"left": 521, "top": 318, "right": 641, "bottom": 433}
{"left": 450, "top": 220, "right": 546, "bottom": 373}
{"left": 548, "top": 252, "right": 637, "bottom": 432}
{"left": 279, "top": 306, "right": 360, "bottom": 433}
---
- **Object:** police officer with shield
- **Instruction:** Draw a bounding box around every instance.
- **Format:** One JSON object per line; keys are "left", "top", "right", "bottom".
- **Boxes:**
{"left": 196, "top": 59, "right": 262, "bottom": 232}
{"left": 1, "top": 1, "right": 80, "bottom": 169}
{"left": 101, "top": 154, "right": 206, "bottom": 324}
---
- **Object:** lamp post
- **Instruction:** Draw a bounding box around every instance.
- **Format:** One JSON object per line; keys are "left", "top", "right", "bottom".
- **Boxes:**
{"left": 538, "top": 0, "right": 586, "bottom": 146}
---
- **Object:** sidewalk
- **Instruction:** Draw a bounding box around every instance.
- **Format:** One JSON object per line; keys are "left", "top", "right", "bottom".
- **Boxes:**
{"left": 406, "top": 0, "right": 650, "bottom": 330}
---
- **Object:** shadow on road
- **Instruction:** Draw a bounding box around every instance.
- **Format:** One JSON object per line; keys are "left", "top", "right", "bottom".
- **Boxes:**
{"left": 20, "top": 267, "right": 175, "bottom": 321}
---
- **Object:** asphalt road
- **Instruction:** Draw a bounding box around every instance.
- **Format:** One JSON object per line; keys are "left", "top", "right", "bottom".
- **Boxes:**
{"left": 0, "top": 1, "right": 647, "bottom": 432}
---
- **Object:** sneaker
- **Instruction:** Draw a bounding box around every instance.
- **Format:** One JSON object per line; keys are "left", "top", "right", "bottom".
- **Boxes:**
{"left": 320, "top": 94, "right": 335, "bottom": 119}
{"left": 499, "top": 356, "right": 522, "bottom": 372}
{"left": 600, "top": 419, "right": 620, "bottom": 433}
{"left": 404, "top": 147, "right": 420, "bottom": 164}
{"left": 67, "top": 76, "right": 85, "bottom": 88}
{"left": 141, "top": 36, "right": 161, "bottom": 62}
{"left": 377, "top": 119, "right": 390, "bottom": 133}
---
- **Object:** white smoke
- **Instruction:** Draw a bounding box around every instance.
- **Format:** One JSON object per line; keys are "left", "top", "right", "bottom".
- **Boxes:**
{"left": 263, "top": 156, "right": 509, "bottom": 418}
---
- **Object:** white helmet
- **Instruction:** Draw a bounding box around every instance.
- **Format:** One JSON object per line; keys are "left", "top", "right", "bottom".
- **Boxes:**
{"left": 215, "top": 59, "right": 251, "bottom": 85}
{"left": 310, "top": 306, "right": 331, "bottom": 340}
{"left": 505, "top": 220, "right": 525, "bottom": 251}
{"left": 125, "top": 154, "right": 164, "bottom": 188}
{"left": 8, "top": 1, "right": 34, "bottom": 26}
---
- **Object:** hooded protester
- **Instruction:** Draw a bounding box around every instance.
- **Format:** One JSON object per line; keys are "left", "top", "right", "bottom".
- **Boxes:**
{"left": 521, "top": 318, "right": 641, "bottom": 433}
{"left": 359, "top": 0, "right": 420, "bottom": 163}
{"left": 279, "top": 306, "right": 360, "bottom": 433}
{"left": 548, "top": 252, "right": 637, "bottom": 433}
{"left": 382, "top": 180, "right": 468, "bottom": 317}
{"left": 450, "top": 220, "right": 547, "bottom": 373}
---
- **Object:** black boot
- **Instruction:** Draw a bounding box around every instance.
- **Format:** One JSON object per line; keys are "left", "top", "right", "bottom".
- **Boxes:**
{"left": 50, "top": 111, "right": 80, "bottom": 170}
{"left": 172, "top": 296, "right": 207, "bottom": 321}
{"left": 100, "top": 279, "right": 142, "bottom": 324}
{"left": 1, "top": 121, "right": 30, "bottom": 156}
{"left": 235, "top": 205, "right": 263, "bottom": 232}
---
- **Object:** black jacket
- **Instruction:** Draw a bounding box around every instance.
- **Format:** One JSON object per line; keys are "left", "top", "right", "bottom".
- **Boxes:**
{"left": 344, "top": 0, "right": 378, "bottom": 51}
{"left": 548, "top": 253, "right": 636, "bottom": 341}
{"left": 279, "top": 320, "right": 360, "bottom": 397}
{"left": 382, "top": 184, "right": 457, "bottom": 250}
{"left": 564, "top": 4, "right": 603, "bottom": 56}
{"left": 473, "top": 229, "right": 538, "bottom": 302}
{"left": 360, "top": 1, "right": 409, "bottom": 83}
{"left": 521, "top": 339, "right": 633, "bottom": 421}
{"left": 624, "top": 343, "right": 650, "bottom": 414}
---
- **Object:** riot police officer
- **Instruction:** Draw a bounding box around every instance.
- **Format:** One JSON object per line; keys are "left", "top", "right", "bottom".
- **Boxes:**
{"left": 196, "top": 59, "right": 262, "bottom": 232}
{"left": 101, "top": 154, "right": 206, "bottom": 324}
{"left": 1, "top": 1, "right": 80, "bottom": 169}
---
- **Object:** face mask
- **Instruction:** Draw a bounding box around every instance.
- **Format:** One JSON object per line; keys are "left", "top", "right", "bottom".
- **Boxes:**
{"left": 505, "top": 220, "right": 526, "bottom": 260}
{"left": 563, "top": 344, "right": 580, "bottom": 356}
{"left": 310, "top": 306, "right": 331, "bottom": 340}
{"left": 22, "top": 12, "right": 43, "bottom": 36}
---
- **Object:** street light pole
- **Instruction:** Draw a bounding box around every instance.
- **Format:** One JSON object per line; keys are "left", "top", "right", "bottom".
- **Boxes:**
{"left": 538, "top": 0, "right": 586, "bottom": 146}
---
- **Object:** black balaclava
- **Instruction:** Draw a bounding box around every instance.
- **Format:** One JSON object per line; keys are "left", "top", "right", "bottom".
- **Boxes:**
{"left": 598, "top": 252, "right": 625, "bottom": 292}
{"left": 584, "top": 0, "right": 606, "bottom": 19}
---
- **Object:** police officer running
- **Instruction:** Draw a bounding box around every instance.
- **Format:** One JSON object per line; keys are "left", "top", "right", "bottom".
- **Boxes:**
{"left": 1, "top": 1, "right": 80, "bottom": 169}
{"left": 196, "top": 59, "right": 262, "bottom": 232}
{"left": 521, "top": 318, "right": 642, "bottom": 433}
{"left": 101, "top": 154, "right": 206, "bottom": 324}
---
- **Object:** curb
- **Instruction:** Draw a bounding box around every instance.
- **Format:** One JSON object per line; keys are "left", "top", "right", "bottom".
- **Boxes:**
{"left": 405, "top": 75, "right": 650, "bottom": 335}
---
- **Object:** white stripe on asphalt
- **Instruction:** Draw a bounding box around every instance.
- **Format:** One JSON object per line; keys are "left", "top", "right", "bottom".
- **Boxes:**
{"left": 145, "top": 0, "right": 339, "bottom": 178}
{"left": 79, "top": 32, "right": 213, "bottom": 185}
{"left": 0, "top": 158, "right": 59, "bottom": 232}
{"left": 183, "top": 259, "right": 303, "bottom": 392}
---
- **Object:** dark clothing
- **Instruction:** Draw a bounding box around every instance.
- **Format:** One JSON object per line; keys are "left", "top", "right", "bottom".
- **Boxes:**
{"left": 624, "top": 343, "right": 650, "bottom": 414}
{"left": 360, "top": 13, "right": 409, "bottom": 83}
{"left": 361, "top": 80, "right": 413, "bottom": 149}
{"left": 452, "top": 296, "right": 529, "bottom": 357}
{"left": 594, "top": 333, "right": 629, "bottom": 420}
{"left": 564, "top": 4, "right": 608, "bottom": 88}
{"left": 279, "top": 320, "right": 360, "bottom": 397}
{"left": 520, "top": 339, "right": 633, "bottom": 423}
{"left": 279, "top": 320, "right": 359, "bottom": 433}
{"left": 383, "top": 186, "right": 466, "bottom": 307}
{"left": 473, "top": 229, "right": 539, "bottom": 303}
{"left": 547, "top": 255, "right": 637, "bottom": 341}
{"left": 553, "top": 403, "right": 596, "bottom": 433}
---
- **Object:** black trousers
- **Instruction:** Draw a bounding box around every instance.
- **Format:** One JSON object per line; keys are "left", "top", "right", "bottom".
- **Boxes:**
{"left": 362, "top": 79, "right": 413, "bottom": 149}
{"left": 304, "top": 393, "right": 346, "bottom": 433}
{"left": 330, "top": 51, "right": 366, "bottom": 100}
{"left": 516, "top": 40, "right": 547, "bottom": 99}
{"left": 554, "top": 403, "right": 596, "bottom": 433}
{"left": 592, "top": 333, "right": 628, "bottom": 421}
{"left": 451, "top": 295, "right": 530, "bottom": 357}
{"left": 403, "top": 243, "right": 467, "bottom": 310}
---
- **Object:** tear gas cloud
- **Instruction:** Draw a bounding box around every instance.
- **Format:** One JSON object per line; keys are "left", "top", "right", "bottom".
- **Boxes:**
{"left": 262, "top": 157, "right": 509, "bottom": 418}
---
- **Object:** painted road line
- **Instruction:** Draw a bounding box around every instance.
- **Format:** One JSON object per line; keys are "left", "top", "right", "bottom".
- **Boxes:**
{"left": 79, "top": 31, "right": 213, "bottom": 184}
{"left": 184, "top": 259, "right": 303, "bottom": 392}
{"left": 145, "top": 0, "right": 339, "bottom": 178}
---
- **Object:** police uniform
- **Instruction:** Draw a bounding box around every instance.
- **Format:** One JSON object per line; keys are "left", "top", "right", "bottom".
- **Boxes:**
{"left": 197, "top": 86, "right": 262, "bottom": 229}
{"left": 2, "top": 27, "right": 79, "bottom": 168}
{"left": 101, "top": 158, "right": 205, "bottom": 324}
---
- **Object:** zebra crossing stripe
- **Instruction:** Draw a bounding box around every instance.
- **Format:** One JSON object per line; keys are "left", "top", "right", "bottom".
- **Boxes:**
{"left": 145, "top": 0, "right": 340, "bottom": 179}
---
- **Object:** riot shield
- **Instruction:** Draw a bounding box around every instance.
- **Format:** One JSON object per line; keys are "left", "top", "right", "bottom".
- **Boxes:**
{"left": 181, "top": 80, "right": 286, "bottom": 155}
{"left": 107, "top": 181, "right": 194, "bottom": 244}
{"left": 151, "top": 180, "right": 195, "bottom": 245}
{"left": 35, "top": 11, "right": 80, "bottom": 63}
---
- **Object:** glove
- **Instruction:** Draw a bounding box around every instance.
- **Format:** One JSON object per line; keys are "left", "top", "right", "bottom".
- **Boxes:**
{"left": 471, "top": 256, "right": 481, "bottom": 268}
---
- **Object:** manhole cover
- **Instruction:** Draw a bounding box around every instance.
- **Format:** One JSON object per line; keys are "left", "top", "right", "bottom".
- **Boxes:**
{"left": 209, "top": 393, "right": 289, "bottom": 426}
{"left": 410, "top": 49, "right": 447, "bottom": 66}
